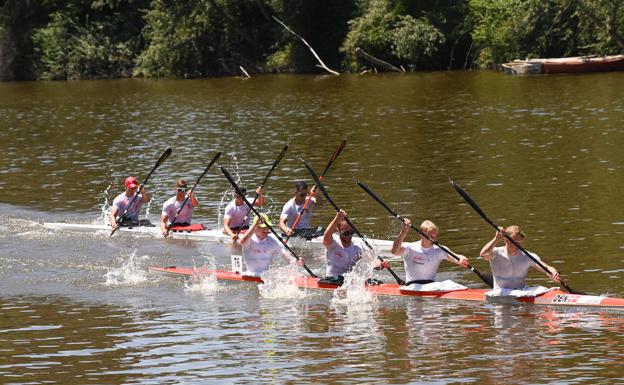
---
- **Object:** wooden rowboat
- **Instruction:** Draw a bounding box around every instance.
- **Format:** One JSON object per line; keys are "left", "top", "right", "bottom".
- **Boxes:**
{"left": 502, "top": 55, "right": 624, "bottom": 75}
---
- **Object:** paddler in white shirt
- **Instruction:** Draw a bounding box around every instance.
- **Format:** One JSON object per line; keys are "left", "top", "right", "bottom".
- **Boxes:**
{"left": 239, "top": 214, "right": 294, "bottom": 277}
{"left": 223, "top": 187, "right": 265, "bottom": 242}
{"left": 392, "top": 219, "right": 470, "bottom": 286}
{"left": 160, "top": 179, "right": 198, "bottom": 236}
{"left": 322, "top": 210, "right": 388, "bottom": 284}
{"left": 279, "top": 181, "right": 324, "bottom": 240}
{"left": 480, "top": 225, "right": 561, "bottom": 290}
{"left": 109, "top": 176, "right": 151, "bottom": 230}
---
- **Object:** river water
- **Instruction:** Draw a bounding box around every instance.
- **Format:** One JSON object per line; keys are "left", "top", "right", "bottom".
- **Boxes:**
{"left": 1, "top": 72, "right": 624, "bottom": 384}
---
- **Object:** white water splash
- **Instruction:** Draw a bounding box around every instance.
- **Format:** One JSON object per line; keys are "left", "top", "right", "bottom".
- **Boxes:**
{"left": 331, "top": 255, "right": 378, "bottom": 306}
{"left": 184, "top": 258, "right": 220, "bottom": 295}
{"left": 104, "top": 252, "right": 149, "bottom": 285}
{"left": 258, "top": 263, "right": 306, "bottom": 299}
{"left": 97, "top": 183, "right": 114, "bottom": 224}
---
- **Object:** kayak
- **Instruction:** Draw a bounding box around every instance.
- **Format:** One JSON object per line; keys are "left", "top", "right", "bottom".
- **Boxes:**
{"left": 148, "top": 266, "right": 624, "bottom": 309}
{"left": 43, "top": 222, "right": 395, "bottom": 254}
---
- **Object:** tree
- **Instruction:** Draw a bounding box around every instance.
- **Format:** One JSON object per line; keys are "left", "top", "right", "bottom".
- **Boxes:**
{"left": 341, "top": 0, "right": 445, "bottom": 71}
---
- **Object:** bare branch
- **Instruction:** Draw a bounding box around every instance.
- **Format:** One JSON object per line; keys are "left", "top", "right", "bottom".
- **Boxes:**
{"left": 272, "top": 15, "right": 339, "bottom": 75}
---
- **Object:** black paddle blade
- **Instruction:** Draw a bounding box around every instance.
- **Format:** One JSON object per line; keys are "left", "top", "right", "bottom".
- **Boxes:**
{"left": 259, "top": 145, "right": 288, "bottom": 189}
{"left": 274, "top": 145, "right": 288, "bottom": 166}
{"left": 302, "top": 159, "right": 339, "bottom": 212}
{"left": 473, "top": 269, "right": 494, "bottom": 288}
{"left": 559, "top": 280, "right": 586, "bottom": 295}
{"left": 449, "top": 178, "right": 497, "bottom": 228}
{"left": 196, "top": 151, "right": 222, "bottom": 186}
{"left": 357, "top": 181, "right": 401, "bottom": 219}
{"left": 157, "top": 148, "right": 173, "bottom": 167}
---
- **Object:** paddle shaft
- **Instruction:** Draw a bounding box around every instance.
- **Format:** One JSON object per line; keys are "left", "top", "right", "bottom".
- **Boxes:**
{"left": 357, "top": 181, "right": 493, "bottom": 288}
{"left": 285, "top": 140, "right": 346, "bottom": 243}
{"left": 302, "top": 160, "right": 406, "bottom": 285}
{"left": 165, "top": 151, "right": 222, "bottom": 236}
{"left": 221, "top": 166, "right": 318, "bottom": 278}
{"left": 243, "top": 145, "right": 288, "bottom": 210}
{"left": 450, "top": 179, "right": 582, "bottom": 294}
{"left": 111, "top": 147, "right": 172, "bottom": 237}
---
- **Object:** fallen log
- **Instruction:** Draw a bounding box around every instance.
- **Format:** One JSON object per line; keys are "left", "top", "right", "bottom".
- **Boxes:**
{"left": 355, "top": 47, "right": 403, "bottom": 72}
{"left": 272, "top": 16, "right": 339, "bottom": 76}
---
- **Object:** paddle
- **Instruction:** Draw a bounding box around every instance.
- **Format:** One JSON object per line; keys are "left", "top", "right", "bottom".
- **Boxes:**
{"left": 450, "top": 179, "right": 584, "bottom": 294}
{"left": 221, "top": 166, "right": 318, "bottom": 278}
{"left": 302, "top": 159, "right": 406, "bottom": 285}
{"left": 165, "top": 151, "right": 222, "bottom": 236}
{"left": 285, "top": 139, "right": 346, "bottom": 243}
{"left": 111, "top": 147, "right": 172, "bottom": 237}
{"left": 242, "top": 145, "right": 288, "bottom": 222}
{"left": 357, "top": 181, "right": 493, "bottom": 288}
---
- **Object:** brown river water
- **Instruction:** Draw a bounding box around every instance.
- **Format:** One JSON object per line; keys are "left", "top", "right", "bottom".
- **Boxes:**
{"left": 1, "top": 72, "right": 624, "bottom": 384}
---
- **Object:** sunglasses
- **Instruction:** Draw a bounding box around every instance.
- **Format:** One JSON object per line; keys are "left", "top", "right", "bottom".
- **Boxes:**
{"left": 340, "top": 230, "right": 354, "bottom": 237}
{"left": 176, "top": 187, "right": 188, "bottom": 192}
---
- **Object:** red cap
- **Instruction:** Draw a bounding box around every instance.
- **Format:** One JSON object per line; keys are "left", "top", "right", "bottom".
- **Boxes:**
{"left": 125, "top": 176, "right": 139, "bottom": 189}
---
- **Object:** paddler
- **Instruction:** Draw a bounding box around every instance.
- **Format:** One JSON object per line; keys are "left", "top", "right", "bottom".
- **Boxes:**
{"left": 480, "top": 226, "right": 561, "bottom": 290}
{"left": 160, "top": 179, "right": 198, "bottom": 236}
{"left": 239, "top": 214, "right": 298, "bottom": 277}
{"left": 109, "top": 176, "right": 151, "bottom": 230}
{"left": 279, "top": 181, "right": 324, "bottom": 240}
{"left": 223, "top": 186, "right": 265, "bottom": 242}
{"left": 321, "top": 209, "right": 389, "bottom": 285}
{"left": 392, "top": 219, "right": 470, "bottom": 286}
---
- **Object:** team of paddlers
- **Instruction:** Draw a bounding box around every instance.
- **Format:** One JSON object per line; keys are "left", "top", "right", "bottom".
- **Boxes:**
{"left": 108, "top": 145, "right": 565, "bottom": 296}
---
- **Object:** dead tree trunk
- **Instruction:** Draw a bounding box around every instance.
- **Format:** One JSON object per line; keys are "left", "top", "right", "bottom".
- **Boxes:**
{"left": 355, "top": 47, "right": 403, "bottom": 72}
{"left": 272, "top": 16, "right": 339, "bottom": 75}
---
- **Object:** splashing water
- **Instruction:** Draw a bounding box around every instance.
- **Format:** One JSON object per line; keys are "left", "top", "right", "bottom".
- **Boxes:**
{"left": 184, "top": 257, "right": 220, "bottom": 295}
{"left": 331, "top": 254, "right": 378, "bottom": 306}
{"left": 97, "top": 182, "right": 114, "bottom": 224}
{"left": 104, "top": 252, "right": 149, "bottom": 285}
{"left": 258, "top": 263, "right": 306, "bottom": 299}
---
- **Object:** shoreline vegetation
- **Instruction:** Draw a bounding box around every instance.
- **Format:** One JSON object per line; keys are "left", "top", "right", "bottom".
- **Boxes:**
{"left": 1, "top": 0, "right": 623, "bottom": 81}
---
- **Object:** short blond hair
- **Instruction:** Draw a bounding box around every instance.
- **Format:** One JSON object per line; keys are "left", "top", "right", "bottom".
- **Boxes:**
{"left": 504, "top": 225, "right": 525, "bottom": 239}
{"left": 420, "top": 220, "right": 439, "bottom": 233}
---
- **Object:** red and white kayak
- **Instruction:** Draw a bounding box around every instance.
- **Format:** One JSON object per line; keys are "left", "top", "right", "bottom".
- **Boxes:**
{"left": 43, "top": 222, "right": 395, "bottom": 255}
{"left": 148, "top": 266, "right": 624, "bottom": 309}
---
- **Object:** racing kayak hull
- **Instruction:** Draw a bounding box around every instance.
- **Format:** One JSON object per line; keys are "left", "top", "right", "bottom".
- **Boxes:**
{"left": 148, "top": 266, "right": 624, "bottom": 309}
{"left": 43, "top": 222, "right": 394, "bottom": 254}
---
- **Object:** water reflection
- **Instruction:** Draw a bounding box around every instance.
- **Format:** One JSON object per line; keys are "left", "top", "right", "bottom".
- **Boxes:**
{"left": 2, "top": 72, "right": 624, "bottom": 383}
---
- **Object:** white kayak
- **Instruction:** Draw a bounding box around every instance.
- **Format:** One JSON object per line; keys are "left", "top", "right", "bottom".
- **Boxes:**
{"left": 42, "top": 222, "right": 396, "bottom": 254}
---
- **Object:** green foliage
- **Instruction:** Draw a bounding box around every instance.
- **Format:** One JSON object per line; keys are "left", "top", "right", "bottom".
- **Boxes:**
{"left": 469, "top": 0, "right": 624, "bottom": 69}
{"left": 265, "top": 43, "right": 292, "bottom": 72}
{"left": 469, "top": 0, "right": 527, "bottom": 68}
{"left": 2, "top": 0, "right": 624, "bottom": 80}
{"left": 391, "top": 15, "right": 444, "bottom": 62}
{"left": 137, "top": 0, "right": 277, "bottom": 77}
{"left": 32, "top": 10, "right": 136, "bottom": 80}
{"left": 341, "top": 0, "right": 445, "bottom": 71}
